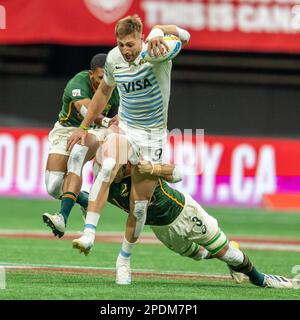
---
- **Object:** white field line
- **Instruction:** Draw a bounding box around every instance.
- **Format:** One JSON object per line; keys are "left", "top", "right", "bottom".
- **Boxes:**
{"left": 0, "top": 261, "right": 237, "bottom": 282}
{"left": 1, "top": 230, "right": 300, "bottom": 252}
{"left": 238, "top": 243, "right": 300, "bottom": 252}
{"left": 1, "top": 262, "right": 299, "bottom": 285}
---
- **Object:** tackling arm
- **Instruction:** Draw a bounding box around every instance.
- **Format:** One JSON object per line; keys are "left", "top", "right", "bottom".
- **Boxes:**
{"left": 137, "top": 161, "right": 182, "bottom": 183}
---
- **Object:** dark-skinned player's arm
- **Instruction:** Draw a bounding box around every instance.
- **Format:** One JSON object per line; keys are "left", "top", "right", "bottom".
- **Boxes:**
{"left": 67, "top": 80, "right": 114, "bottom": 151}
{"left": 74, "top": 98, "right": 117, "bottom": 128}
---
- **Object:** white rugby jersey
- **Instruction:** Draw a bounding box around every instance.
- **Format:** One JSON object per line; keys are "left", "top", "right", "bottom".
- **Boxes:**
{"left": 104, "top": 43, "right": 172, "bottom": 130}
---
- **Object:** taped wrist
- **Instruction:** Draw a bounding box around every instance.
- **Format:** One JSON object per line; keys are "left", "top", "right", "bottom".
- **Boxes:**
{"left": 101, "top": 117, "right": 111, "bottom": 128}
{"left": 176, "top": 26, "right": 191, "bottom": 42}
{"left": 171, "top": 166, "right": 182, "bottom": 183}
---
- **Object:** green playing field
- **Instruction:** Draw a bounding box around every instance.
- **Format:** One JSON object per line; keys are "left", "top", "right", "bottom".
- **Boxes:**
{"left": 0, "top": 197, "right": 300, "bottom": 300}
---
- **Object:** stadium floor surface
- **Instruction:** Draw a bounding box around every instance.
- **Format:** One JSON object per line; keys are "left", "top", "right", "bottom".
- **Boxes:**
{"left": 0, "top": 198, "right": 300, "bottom": 300}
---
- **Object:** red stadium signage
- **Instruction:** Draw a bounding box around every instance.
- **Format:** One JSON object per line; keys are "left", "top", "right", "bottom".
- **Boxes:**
{"left": 1, "top": 127, "right": 300, "bottom": 207}
{"left": 1, "top": 0, "right": 300, "bottom": 53}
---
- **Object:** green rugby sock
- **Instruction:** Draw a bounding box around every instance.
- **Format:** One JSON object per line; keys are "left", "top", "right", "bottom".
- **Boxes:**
{"left": 245, "top": 267, "right": 265, "bottom": 286}
{"left": 76, "top": 191, "right": 89, "bottom": 210}
{"left": 60, "top": 192, "right": 77, "bottom": 224}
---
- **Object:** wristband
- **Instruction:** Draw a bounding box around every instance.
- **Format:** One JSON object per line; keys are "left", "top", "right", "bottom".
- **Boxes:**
{"left": 101, "top": 117, "right": 111, "bottom": 128}
{"left": 172, "top": 166, "right": 182, "bottom": 183}
{"left": 176, "top": 26, "right": 191, "bottom": 42}
{"left": 80, "top": 124, "right": 89, "bottom": 131}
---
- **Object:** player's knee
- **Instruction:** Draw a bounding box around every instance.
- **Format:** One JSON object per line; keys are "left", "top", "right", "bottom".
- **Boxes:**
{"left": 101, "top": 157, "right": 117, "bottom": 183}
{"left": 67, "top": 144, "right": 88, "bottom": 176}
{"left": 45, "top": 170, "right": 64, "bottom": 199}
{"left": 88, "top": 157, "right": 116, "bottom": 202}
{"left": 132, "top": 200, "right": 148, "bottom": 238}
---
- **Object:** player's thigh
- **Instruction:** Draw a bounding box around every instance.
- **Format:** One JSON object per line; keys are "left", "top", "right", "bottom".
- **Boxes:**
{"left": 48, "top": 121, "right": 74, "bottom": 157}
{"left": 95, "top": 133, "right": 131, "bottom": 166}
{"left": 86, "top": 128, "right": 108, "bottom": 161}
{"left": 130, "top": 165, "right": 158, "bottom": 200}
{"left": 151, "top": 225, "right": 193, "bottom": 256}
{"left": 82, "top": 133, "right": 101, "bottom": 162}
{"left": 46, "top": 153, "right": 68, "bottom": 172}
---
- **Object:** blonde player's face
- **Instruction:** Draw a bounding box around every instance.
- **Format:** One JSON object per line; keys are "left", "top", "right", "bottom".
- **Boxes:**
{"left": 117, "top": 32, "right": 143, "bottom": 63}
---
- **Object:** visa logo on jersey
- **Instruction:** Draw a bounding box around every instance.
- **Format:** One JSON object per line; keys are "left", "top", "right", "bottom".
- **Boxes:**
{"left": 122, "top": 78, "right": 152, "bottom": 93}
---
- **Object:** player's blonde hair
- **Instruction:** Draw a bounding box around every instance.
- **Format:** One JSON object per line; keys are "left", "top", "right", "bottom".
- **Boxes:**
{"left": 115, "top": 15, "right": 143, "bottom": 38}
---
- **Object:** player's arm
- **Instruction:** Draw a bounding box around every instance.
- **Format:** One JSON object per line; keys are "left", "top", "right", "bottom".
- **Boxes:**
{"left": 67, "top": 81, "right": 114, "bottom": 150}
{"left": 80, "top": 81, "right": 114, "bottom": 129}
{"left": 151, "top": 25, "right": 190, "bottom": 47}
{"left": 137, "top": 161, "right": 182, "bottom": 183}
{"left": 74, "top": 98, "right": 115, "bottom": 128}
{"left": 147, "top": 25, "right": 190, "bottom": 57}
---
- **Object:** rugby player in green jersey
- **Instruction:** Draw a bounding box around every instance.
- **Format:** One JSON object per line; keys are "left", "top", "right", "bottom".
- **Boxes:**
{"left": 43, "top": 54, "right": 119, "bottom": 237}
{"left": 73, "top": 160, "right": 293, "bottom": 289}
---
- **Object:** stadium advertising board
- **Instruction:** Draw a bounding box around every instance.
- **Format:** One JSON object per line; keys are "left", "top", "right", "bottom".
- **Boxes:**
{"left": 1, "top": 0, "right": 300, "bottom": 53}
{"left": 0, "top": 127, "right": 299, "bottom": 207}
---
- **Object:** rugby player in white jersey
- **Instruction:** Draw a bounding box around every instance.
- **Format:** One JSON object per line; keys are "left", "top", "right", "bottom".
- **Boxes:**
{"left": 67, "top": 15, "right": 190, "bottom": 284}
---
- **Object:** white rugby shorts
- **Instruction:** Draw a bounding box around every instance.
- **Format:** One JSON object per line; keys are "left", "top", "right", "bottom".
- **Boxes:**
{"left": 48, "top": 121, "right": 107, "bottom": 156}
{"left": 150, "top": 194, "right": 220, "bottom": 256}
{"left": 118, "top": 121, "right": 167, "bottom": 164}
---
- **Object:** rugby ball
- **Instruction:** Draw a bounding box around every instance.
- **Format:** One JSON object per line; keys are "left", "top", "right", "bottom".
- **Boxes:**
{"left": 141, "top": 35, "right": 182, "bottom": 63}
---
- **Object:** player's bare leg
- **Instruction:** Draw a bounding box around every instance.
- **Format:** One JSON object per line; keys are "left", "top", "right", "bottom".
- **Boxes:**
{"left": 45, "top": 154, "right": 68, "bottom": 199}
{"left": 126, "top": 168, "right": 157, "bottom": 242}
{"left": 60, "top": 133, "right": 100, "bottom": 218}
{"left": 43, "top": 134, "right": 100, "bottom": 238}
{"left": 116, "top": 166, "right": 158, "bottom": 285}
{"left": 72, "top": 133, "right": 130, "bottom": 255}
{"left": 43, "top": 154, "right": 68, "bottom": 236}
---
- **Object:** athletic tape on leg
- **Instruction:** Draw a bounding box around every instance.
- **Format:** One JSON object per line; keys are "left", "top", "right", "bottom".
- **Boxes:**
{"left": 45, "top": 170, "right": 64, "bottom": 199}
{"left": 67, "top": 144, "right": 88, "bottom": 176}
{"left": 89, "top": 157, "right": 116, "bottom": 201}
{"left": 218, "top": 242, "right": 244, "bottom": 266}
{"left": 92, "top": 162, "right": 100, "bottom": 180}
{"left": 133, "top": 200, "right": 148, "bottom": 238}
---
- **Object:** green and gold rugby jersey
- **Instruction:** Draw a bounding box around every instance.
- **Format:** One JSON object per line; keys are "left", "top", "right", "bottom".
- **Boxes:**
{"left": 108, "top": 177, "right": 185, "bottom": 226}
{"left": 58, "top": 70, "right": 119, "bottom": 127}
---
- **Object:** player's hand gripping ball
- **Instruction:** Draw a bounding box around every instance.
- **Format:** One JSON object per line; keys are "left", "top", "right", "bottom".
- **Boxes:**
{"left": 142, "top": 35, "right": 182, "bottom": 62}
